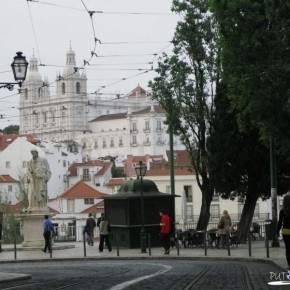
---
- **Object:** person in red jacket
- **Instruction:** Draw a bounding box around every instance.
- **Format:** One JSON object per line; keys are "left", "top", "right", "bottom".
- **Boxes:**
{"left": 159, "top": 209, "right": 171, "bottom": 254}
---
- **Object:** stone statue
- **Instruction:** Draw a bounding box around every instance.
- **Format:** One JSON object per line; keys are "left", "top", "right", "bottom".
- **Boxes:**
{"left": 26, "top": 149, "right": 51, "bottom": 211}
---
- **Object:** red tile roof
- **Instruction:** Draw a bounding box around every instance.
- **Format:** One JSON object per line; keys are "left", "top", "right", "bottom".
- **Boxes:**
{"left": 127, "top": 85, "right": 147, "bottom": 97}
{"left": 81, "top": 200, "right": 104, "bottom": 214}
{"left": 0, "top": 134, "right": 39, "bottom": 151}
{"left": 95, "top": 162, "right": 111, "bottom": 176}
{"left": 146, "top": 168, "right": 194, "bottom": 177}
{"left": 0, "top": 175, "right": 18, "bottom": 182}
{"left": 58, "top": 181, "right": 108, "bottom": 199}
{"left": 105, "top": 178, "right": 125, "bottom": 186}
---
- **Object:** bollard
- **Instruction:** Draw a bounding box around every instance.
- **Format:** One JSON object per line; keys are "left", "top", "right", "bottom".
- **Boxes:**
{"left": 148, "top": 233, "right": 151, "bottom": 256}
{"left": 116, "top": 231, "right": 120, "bottom": 257}
{"left": 176, "top": 234, "right": 180, "bottom": 256}
{"left": 248, "top": 230, "right": 252, "bottom": 257}
{"left": 203, "top": 231, "right": 207, "bottom": 256}
{"left": 14, "top": 236, "right": 17, "bottom": 260}
{"left": 83, "top": 234, "right": 87, "bottom": 257}
{"left": 227, "top": 231, "right": 231, "bottom": 256}
{"left": 266, "top": 231, "right": 270, "bottom": 258}
{"left": 49, "top": 236, "right": 52, "bottom": 258}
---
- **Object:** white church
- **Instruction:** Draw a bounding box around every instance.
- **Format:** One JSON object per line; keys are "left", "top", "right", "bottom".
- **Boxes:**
{"left": 19, "top": 47, "right": 184, "bottom": 159}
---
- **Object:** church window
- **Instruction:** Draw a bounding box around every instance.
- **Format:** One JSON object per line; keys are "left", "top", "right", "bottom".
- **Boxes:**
{"left": 43, "top": 112, "right": 47, "bottom": 123}
{"left": 38, "top": 87, "right": 42, "bottom": 98}
{"left": 24, "top": 115, "right": 28, "bottom": 126}
{"left": 145, "top": 120, "right": 150, "bottom": 131}
{"left": 62, "top": 83, "right": 66, "bottom": 94}
{"left": 51, "top": 111, "right": 56, "bottom": 123}
{"left": 61, "top": 111, "right": 66, "bottom": 123}
{"left": 76, "top": 82, "right": 81, "bottom": 94}
{"left": 24, "top": 88, "right": 28, "bottom": 100}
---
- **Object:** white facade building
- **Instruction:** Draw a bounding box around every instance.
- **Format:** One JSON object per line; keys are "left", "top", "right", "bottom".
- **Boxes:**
{"left": 18, "top": 48, "right": 185, "bottom": 161}
{"left": 0, "top": 137, "right": 82, "bottom": 200}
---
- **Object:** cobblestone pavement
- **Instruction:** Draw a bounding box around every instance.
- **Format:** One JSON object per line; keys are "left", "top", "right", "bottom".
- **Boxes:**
{"left": 0, "top": 259, "right": 287, "bottom": 290}
{"left": 0, "top": 240, "right": 289, "bottom": 289}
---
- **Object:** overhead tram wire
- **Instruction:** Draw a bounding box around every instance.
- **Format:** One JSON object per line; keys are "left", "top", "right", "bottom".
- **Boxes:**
{"left": 27, "top": 1, "right": 175, "bottom": 16}
{"left": 26, "top": 0, "right": 42, "bottom": 64}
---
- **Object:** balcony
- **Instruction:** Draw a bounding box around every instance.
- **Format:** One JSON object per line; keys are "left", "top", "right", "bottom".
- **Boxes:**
{"left": 130, "top": 143, "right": 138, "bottom": 147}
{"left": 143, "top": 128, "right": 151, "bottom": 133}
{"left": 130, "top": 129, "right": 138, "bottom": 133}
{"left": 143, "top": 141, "right": 151, "bottom": 146}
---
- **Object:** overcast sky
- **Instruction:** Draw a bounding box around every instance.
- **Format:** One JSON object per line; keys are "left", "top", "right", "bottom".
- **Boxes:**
{"left": 0, "top": 0, "right": 179, "bottom": 129}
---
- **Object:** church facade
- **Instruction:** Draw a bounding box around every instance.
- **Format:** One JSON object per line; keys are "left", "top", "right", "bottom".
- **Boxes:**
{"left": 19, "top": 48, "right": 184, "bottom": 159}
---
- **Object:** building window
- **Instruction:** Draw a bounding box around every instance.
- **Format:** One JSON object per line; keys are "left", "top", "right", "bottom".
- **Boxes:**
{"left": 253, "top": 203, "right": 259, "bottom": 219}
{"left": 110, "top": 139, "right": 114, "bottom": 147}
{"left": 187, "top": 205, "right": 193, "bottom": 221}
{"left": 238, "top": 203, "right": 243, "bottom": 219}
{"left": 38, "top": 87, "right": 42, "bottom": 98}
{"left": 22, "top": 161, "right": 27, "bottom": 168}
{"left": 5, "top": 161, "right": 10, "bottom": 168}
{"left": 43, "top": 111, "right": 48, "bottom": 124}
{"left": 24, "top": 115, "right": 28, "bottom": 126}
{"left": 67, "top": 199, "right": 75, "bottom": 213}
{"left": 62, "top": 82, "right": 66, "bottom": 94}
{"left": 84, "top": 198, "right": 94, "bottom": 205}
{"left": 8, "top": 185, "right": 12, "bottom": 192}
{"left": 156, "top": 120, "right": 162, "bottom": 131}
{"left": 51, "top": 111, "right": 56, "bottom": 123}
{"left": 76, "top": 82, "right": 81, "bottom": 94}
{"left": 24, "top": 88, "right": 28, "bottom": 100}
{"left": 132, "top": 122, "right": 137, "bottom": 132}
{"left": 145, "top": 120, "right": 150, "bottom": 131}
{"left": 102, "top": 140, "right": 106, "bottom": 148}
{"left": 119, "top": 138, "right": 123, "bottom": 146}
{"left": 63, "top": 160, "right": 66, "bottom": 167}
{"left": 94, "top": 141, "right": 98, "bottom": 148}
{"left": 61, "top": 111, "right": 66, "bottom": 123}
{"left": 210, "top": 204, "right": 220, "bottom": 220}
{"left": 184, "top": 186, "right": 193, "bottom": 202}
{"left": 132, "top": 135, "right": 137, "bottom": 145}
{"left": 82, "top": 168, "right": 90, "bottom": 181}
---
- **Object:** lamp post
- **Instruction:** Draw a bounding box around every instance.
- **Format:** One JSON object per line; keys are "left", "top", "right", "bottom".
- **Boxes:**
{"left": 0, "top": 52, "right": 29, "bottom": 90}
{"left": 270, "top": 137, "right": 279, "bottom": 247}
{"left": 135, "top": 160, "right": 147, "bottom": 253}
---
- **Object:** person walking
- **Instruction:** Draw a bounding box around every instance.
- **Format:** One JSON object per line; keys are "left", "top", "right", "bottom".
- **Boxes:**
{"left": 277, "top": 194, "right": 290, "bottom": 270}
{"left": 42, "top": 215, "right": 55, "bottom": 253}
{"left": 97, "top": 213, "right": 105, "bottom": 228}
{"left": 218, "top": 210, "right": 232, "bottom": 249}
{"left": 85, "top": 213, "right": 96, "bottom": 246}
{"left": 159, "top": 209, "right": 171, "bottom": 255}
{"left": 0, "top": 219, "right": 2, "bottom": 253}
{"left": 98, "top": 215, "right": 112, "bottom": 253}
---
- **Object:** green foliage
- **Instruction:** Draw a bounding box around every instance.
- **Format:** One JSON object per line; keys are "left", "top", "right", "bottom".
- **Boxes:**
{"left": 3, "top": 125, "right": 19, "bottom": 134}
{"left": 2, "top": 215, "right": 22, "bottom": 244}
{"left": 149, "top": 0, "right": 219, "bottom": 229}
{"left": 210, "top": 0, "right": 290, "bottom": 152}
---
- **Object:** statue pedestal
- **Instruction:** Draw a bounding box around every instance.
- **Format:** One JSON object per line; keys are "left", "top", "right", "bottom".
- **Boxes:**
{"left": 22, "top": 209, "right": 51, "bottom": 248}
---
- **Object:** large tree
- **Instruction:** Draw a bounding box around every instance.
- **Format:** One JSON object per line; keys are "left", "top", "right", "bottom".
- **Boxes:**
{"left": 149, "top": 0, "right": 219, "bottom": 230}
{"left": 210, "top": 0, "right": 290, "bottom": 153}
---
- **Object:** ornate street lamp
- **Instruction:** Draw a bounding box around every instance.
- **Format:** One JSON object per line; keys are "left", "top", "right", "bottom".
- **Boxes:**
{"left": 135, "top": 160, "right": 147, "bottom": 253}
{"left": 0, "top": 52, "right": 29, "bottom": 90}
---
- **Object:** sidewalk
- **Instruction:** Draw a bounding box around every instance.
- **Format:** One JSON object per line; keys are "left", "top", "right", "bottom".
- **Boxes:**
{"left": 0, "top": 240, "right": 287, "bottom": 283}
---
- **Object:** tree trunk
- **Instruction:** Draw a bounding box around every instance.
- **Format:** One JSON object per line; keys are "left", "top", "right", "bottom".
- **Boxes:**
{"left": 237, "top": 192, "right": 259, "bottom": 243}
{"left": 196, "top": 178, "right": 213, "bottom": 231}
